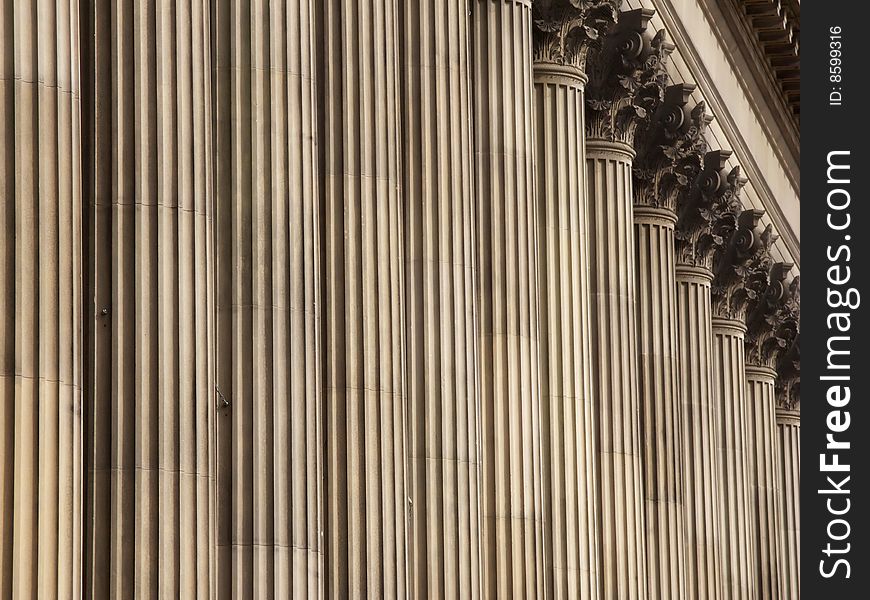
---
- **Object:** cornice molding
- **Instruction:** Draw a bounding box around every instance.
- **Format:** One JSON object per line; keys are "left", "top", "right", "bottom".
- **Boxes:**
{"left": 646, "top": 0, "right": 800, "bottom": 269}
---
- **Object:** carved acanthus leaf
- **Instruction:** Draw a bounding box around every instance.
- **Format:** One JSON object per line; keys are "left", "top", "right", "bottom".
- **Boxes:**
{"left": 633, "top": 85, "right": 712, "bottom": 211}
{"left": 745, "top": 264, "right": 798, "bottom": 368}
{"left": 675, "top": 150, "right": 742, "bottom": 269}
{"left": 776, "top": 329, "right": 801, "bottom": 411}
{"left": 711, "top": 209, "right": 777, "bottom": 321}
{"left": 532, "top": 0, "right": 620, "bottom": 71}
{"left": 585, "top": 9, "right": 674, "bottom": 144}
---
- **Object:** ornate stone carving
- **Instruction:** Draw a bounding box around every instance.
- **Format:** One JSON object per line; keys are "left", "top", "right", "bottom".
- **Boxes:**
{"left": 532, "top": 0, "right": 620, "bottom": 72}
{"left": 675, "top": 150, "right": 743, "bottom": 269}
{"left": 584, "top": 8, "right": 674, "bottom": 144}
{"left": 711, "top": 209, "right": 778, "bottom": 321}
{"left": 745, "top": 263, "right": 798, "bottom": 368}
{"left": 776, "top": 330, "right": 801, "bottom": 411}
{"left": 632, "top": 83, "right": 713, "bottom": 211}
{"left": 774, "top": 276, "right": 800, "bottom": 408}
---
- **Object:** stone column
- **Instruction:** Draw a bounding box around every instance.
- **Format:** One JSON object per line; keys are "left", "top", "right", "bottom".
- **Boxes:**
{"left": 212, "top": 0, "right": 323, "bottom": 597}
{"left": 775, "top": 405, "right": 799, "bottom": 599}
{"left": 775, "top": 333, "right": 800, "bottom": 600}
{"left": 472, "top": 1, "right": 545, "bottom": 596}
{"left": 84, "top": 1, "right": 216, "bottom": 597}
{"left": 710, "top": 207, "right": 770, "bottom": 600}
{"left": 744, "top": 366, "right": 781, "bottom": 600}
{"left": 674, "top": 151, "right": 736, "bottom": 600}
{"left": 631, "top": 84, "right": 709, "bottom": 600}
{"left": 402, "top": 1, "right": 481, "bottom": 597}
{"left": 711, "top": 318, "right": 757, "bottom": 600}
{"left": 319, "top": 0, "right": 407, "bottom": 597}
{"left": 744, "top": 264, "right": 795, "bottom": 600}
{"left": 531, "top": 2, "right": 617, "bottom": 597}
{"left": 1, "top": 1, "right": 83, "bottom": 596}
{"left": 584, "top": 9, "right": 671, "bottom": 598}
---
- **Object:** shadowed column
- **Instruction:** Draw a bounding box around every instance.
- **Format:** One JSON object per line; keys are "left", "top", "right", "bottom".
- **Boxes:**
{"left": 744, "top": 266, "right": 797, "bottom": 600}
{"left": 775, "top": 330, "right": 800, "bottom": 600}
{"left": 631, "top": 84, "right": 711, "bottom": 600}
{"left": 212, "top": 0, "right": 324, "bottom": 597}
{"left": 584, "top": 9, "right": 674, "bottom": 598}
{"left": 472, "top": 1, "right": 546, "bottom": 596}
{"left": 531, "top": 2, "right": 618, "bottom": 597}
{"left": 710, "top": 207, "right": 774, "bottom": 600}
{"left": 319, "top": 0, "right": 408, "bottom": 597}
{"left": 85, "top": 1, "right": 216, "bottom": 597}
{"left": 1, "top": 1, "right": 83, "bottom": 596}
{"left": 402, "top": 1, "right": 482, "bottom": 597}
{"left": 674, "top": 151, "right": 741, "bottom": 600}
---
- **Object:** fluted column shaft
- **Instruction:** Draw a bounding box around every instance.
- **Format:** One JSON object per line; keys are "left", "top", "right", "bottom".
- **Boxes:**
{"left": 586, "top": 140, "right": 646, "bottom": 599}
{"left": 320, "top": 0, "right": 407, "bottom": 597}
{"left": 712, "top": 318, "right": 758, "bottom": 600}
{"left": 745, "top": 366, "right": 784, "bottom": 600}
{"left": 776, "top": 407, "right": 799, "bottom": 600}
{"left": 675, "top": 266, "right": 723, "bottom": 600}
{"left": 635, "top": 207, "right": 685, "bottom": 600}
{"left": 402, "top": 1, "right": 481, "bottom": 597}
{"left": 212, "top": 0, "right": 323, "bottom": 597}
{"left": 534, "top": 63, "right": 599, "bottom": 599}
{"left": 1, "top": 1, "right": 83, "bottom": 597}
{"left": 85, "top": 1, "right": 215, "bottom": 597}
{"left": 472, "top": 1, "right": 546, "bottom": 596}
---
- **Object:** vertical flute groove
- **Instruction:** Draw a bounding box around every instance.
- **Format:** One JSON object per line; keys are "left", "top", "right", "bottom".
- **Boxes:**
{"left": 85, "top": 1, "right": 214, "bottom": 597}
{"left": 213, "top": 0, "right": 323, "bottom": 597}
{"left": 586, "top": 141, "right": 647, "bottom": 600}
{"left": 1, "top": 0, "right": 83, "bottom": 596}
{"left": 634, "top": 209, "right": 686, "bottom": 600}
{"left": 776, "top": 408, "right": 799, "bottom": 600}
{"left": 534, "top": 66, "right": 600, "bottom": 600}
{"left": 320, "top": 0, "right": 407, "bottom": 597}
{"left": 472, "top": 1, "right": 546, "bottom": 597}
{"left": 712, "top": 319, "right": 758, "bottom": 600}
{"left": 403, "top": 1, "right": 482, "bottom": 598}
{"left": 745, "top": 367, "right": 783, "bottom": 600}
{"left": 675, "top": 266, "right": 723, "bottom": 600}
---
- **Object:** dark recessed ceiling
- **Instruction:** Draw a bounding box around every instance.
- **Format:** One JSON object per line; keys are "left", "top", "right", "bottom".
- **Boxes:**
{"left": 737, "top": 0, "right": 800, "bottom": 121}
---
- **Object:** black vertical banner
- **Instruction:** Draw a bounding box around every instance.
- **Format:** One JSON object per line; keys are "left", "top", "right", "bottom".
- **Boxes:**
{"left": 802, "top": 1, "right": 870, "bottom": 597}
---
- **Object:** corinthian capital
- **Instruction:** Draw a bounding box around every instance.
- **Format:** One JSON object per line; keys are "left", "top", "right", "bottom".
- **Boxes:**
{"left": 776, "top": 330, "right": 800, "bottom": 411}
{"left": 584, "top": 8, "right": 674, "bottom": 144}
{"left": 675, "top": 150, "right": 737, "bottom": 268}
{"left": 745, "top": 264, "right": 798, "bottom": 368}
{"left": 711, "top": 209, "right": 776, "bottom": 321}
{"left": 532, "top": 0, "right": 619, "bottom": 73}
{"left": 632, "top": 84, "right": 712, "bottom": 211}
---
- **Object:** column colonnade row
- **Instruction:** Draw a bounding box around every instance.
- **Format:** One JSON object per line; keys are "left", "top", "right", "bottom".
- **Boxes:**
{"left": 0, "top": 0, "right": 800, "bottom": 598}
